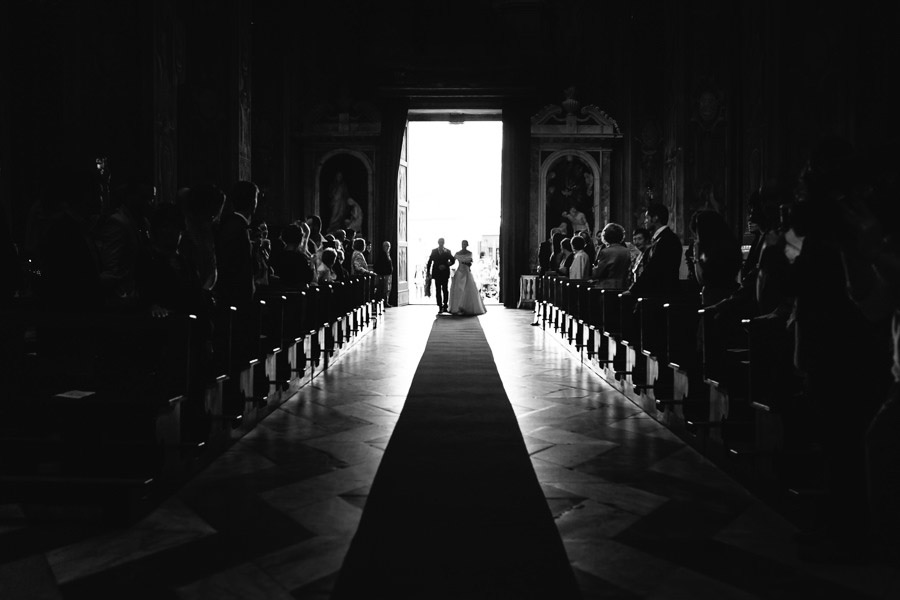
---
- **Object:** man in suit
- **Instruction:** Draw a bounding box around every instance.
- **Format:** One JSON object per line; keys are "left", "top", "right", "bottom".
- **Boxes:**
{"left": 426, "top": 237, "right": 455, "bottom": 314}
{"left": 626, "top": 203, "right": 682, "bottom": 299}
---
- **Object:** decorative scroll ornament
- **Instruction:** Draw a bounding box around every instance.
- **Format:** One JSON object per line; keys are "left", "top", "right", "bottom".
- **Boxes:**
{"left": 531, "top": 87, "right": 622, "bottom": 138}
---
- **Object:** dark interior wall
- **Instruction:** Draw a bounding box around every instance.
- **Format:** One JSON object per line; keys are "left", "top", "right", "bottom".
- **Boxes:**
{"left": 2, "top": 0, "right": 897, "bottom": 267}
{"left": 8, "top": 0, "right": 152, "bottom": 247}
{"left": 176, "top": 0, "right": 235, "bottom": 193}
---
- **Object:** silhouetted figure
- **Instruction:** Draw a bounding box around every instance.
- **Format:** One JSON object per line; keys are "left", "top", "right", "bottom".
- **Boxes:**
{"left": 179, "top": 184, "right": 225, "bottom": 292}
{"left": 426, "top": 237, "right": 455, "bottom": 314}
{"left": 689, "top": 209, "right": 742, "bottom": 306}
{"left": 269, "top": 224, "right": 314, "bottom": 288}
{"left": 591, "top": 223, "right": 631, "bottom": 289}
{"left": 626, "top": 203, "right": 682, "bottom": 298}
{"left": 97, "top": 181, "right": 156, "bottom": 302}
{"left": 547, "top": 231, "right": 567, "bottom": 274}
{"left": 215, "top": 181, "right": 259, "bottom": 310}
{"left": 790, "top": 137, "right": 888, "bottom": 563}
{"left": 374, "top": 241, "right": 393, "bottom": 306}
{"left": 36, "top": 167, "right": 104, "bottom": 310}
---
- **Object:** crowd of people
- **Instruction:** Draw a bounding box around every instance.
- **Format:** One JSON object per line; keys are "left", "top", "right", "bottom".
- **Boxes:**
{"left": 1, "top": 170, "right": 394, "bottom": 319}
{"left": 537, "top": 136, "right": 900, "bottom": 564}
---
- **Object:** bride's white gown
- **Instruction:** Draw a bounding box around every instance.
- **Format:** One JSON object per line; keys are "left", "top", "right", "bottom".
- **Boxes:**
{"left": 448, "top": 251, "right": 487, "bottom": 315}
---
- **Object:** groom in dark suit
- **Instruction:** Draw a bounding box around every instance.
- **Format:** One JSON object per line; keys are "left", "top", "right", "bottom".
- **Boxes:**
{"left": 426, "top": 237, "right": 455, "bottom": 314}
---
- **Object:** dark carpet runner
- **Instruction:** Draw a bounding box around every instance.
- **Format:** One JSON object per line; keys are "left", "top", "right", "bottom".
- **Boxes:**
{"left": 332, "top": 316, "right": 581, "bottom": 599}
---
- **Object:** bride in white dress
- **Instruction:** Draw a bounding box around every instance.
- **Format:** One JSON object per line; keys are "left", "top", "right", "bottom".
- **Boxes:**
{"left": 448, "top": 240, "right": 487, "bottom": 316}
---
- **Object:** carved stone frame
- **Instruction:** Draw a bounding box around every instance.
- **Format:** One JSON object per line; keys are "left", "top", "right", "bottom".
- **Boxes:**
{"left": 529, "top": 91, "right": 621, "bottom": 271}
{"left": 314, "top": 149, "right": 375, "bottom": 241}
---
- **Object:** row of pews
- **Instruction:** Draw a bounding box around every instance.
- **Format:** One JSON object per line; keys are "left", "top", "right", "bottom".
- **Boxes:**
{"left": 533, "top": 275, "right": 814, "bottom": 505}
{"left": 0, "top": 275, "right": 382, "bottom": 521}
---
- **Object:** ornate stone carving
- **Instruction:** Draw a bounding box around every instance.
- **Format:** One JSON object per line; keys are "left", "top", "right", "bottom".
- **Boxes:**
{"left": 691, "top": 88, "right": 726, "bottom": 132}
{"left": 531, "top": 88, "right": 622, "bottom": 138}
{"left": 303, "top": 99, "right": 382, "bottom": 136}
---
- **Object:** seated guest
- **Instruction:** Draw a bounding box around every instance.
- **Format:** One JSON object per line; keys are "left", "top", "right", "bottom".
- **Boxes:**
{"left": 626, "top": 203, "right": 682, "bottom": 298}
{"left": 592, "top": 222, "right": 631, "bottom": 289}
{"left": 628, "top": 227, "right": 651, "bottom": 287}
{"left": 568, "top": 235, "right": 591, "bottom": 280}
{"left": 268, "top": 224, "right": 315, "bottom": 288}
{"left": 556, "top": 237, "right": 574, "bottom": 277}
{"left": 317, "top": 247, "right": 338, "bottom": 284}
{"left": 350, "top": 238, "right": 374, "bottom": 276}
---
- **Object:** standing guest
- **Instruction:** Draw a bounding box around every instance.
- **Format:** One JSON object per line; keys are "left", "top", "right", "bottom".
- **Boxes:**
{"left": 690, "top": 209, "right": 742, "bottom": 306}
{"left": 547, "top": 231, "right": 567, "bottom": 274}
{"left": 215, "top": 180, "right": 258, "bottom": 310}
{"left": 374, "top": 241, "right": 394, "bottom": 307}
{"left": 250, "top": 218, "right": 272, "bottom": 288}
{"left": 350, "top": 238, "right": 374, "bottom": 277}
{"left": 140, "top": 202, "right": 205, "bottom": 318}
{"left": 538, "top": 228, "right": 562, "bottom": 274}
{"left": 626, "top": 203, "right": 682, "bottom": 298}
{"left": 317, "top": 247, "right": 338, "bottom": 284}
{"left": 97, "top": 181, "right": 156, "bottom": 302}
{"left": 568, "top": 235, "right": 591, "bottom": 280}
{"left": 578, "top": 230, "right": 597, "bottom": 265}
{"left": 179, "top": 184, "right": 224, "bottom": 291}
{"left": 592, "top": 223, "right": 631, "bottom": 289}
{"left": 556, "top": 237, "right": 575, "bottom": 277}
{"left": 330, "top": 239, "right": 349, "bottom": 281}
{"left": 628, "top": 227, "right": 651, "bottom": 287}
{"left": 305, "top": 214, "right": 325, "bottom": 254}
{"left": 36, "top": 166, "right": 105, "bottom": 310}
{"left": 268, "top": 224, "right": 315, "bottom": 288}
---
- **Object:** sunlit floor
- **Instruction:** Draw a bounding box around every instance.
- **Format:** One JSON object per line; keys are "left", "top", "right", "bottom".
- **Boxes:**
{"left": 2, "top": 305, "right": 899, "bottom": 599}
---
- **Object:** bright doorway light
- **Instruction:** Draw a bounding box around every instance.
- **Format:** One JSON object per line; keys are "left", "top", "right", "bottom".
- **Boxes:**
{"left": 407, "top": 120, "right": 502, "bottom": 304}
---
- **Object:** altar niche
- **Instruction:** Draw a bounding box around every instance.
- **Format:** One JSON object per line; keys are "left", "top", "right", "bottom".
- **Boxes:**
{"left": 543, "top": 151, "right": 601, "bottom": 239}
{"left": 316, "top": 151, "right": 373, "bottom": 238}
{"left": 529, "top": 89, "right": 621, "bottom": 272}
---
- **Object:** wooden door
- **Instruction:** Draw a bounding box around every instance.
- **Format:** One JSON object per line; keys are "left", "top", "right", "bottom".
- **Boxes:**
{"left": 397, "top": 123, "right": 409, "bottom": 305}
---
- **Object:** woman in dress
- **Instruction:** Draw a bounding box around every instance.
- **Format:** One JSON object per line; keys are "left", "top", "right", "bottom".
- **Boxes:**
{"left": 448, "top": 240, "right": 487, "bottom": 316}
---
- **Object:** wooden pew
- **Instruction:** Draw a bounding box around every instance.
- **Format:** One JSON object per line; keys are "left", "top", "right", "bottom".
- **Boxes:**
{"left": 0, "top": 305, "right": 196, "bottom": 518}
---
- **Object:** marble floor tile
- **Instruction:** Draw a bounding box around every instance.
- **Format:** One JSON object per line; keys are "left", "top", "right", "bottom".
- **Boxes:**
{"left": 264, "top": 496, "right": 362, "bottom": 536}
{"left": 176, "top": 561, "right": 295, "bottom": 600}
{"left": 254, "top": 534, "right": 355, "bottom": 591}
{"left": 47, "top": 499, "right": 216, "bottom": 584}
{"left": 0, "top": 554, "right": 64, "bottom": 600}
{"left": 565, "top": 538, "right": 683, "bottom": 597}
{"left": 645, "top": 566, "right": 763, "bottom": 600}
{"left": 558, "top": 498, "right": 645, "bottom": 540}
{"left": 531, "top": 441, "right": 620, "bottom": 468}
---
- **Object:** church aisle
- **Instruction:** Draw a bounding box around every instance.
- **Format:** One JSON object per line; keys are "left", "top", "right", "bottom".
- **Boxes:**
{"left": 1, "top": 306, "right": 898, "bottom": 599}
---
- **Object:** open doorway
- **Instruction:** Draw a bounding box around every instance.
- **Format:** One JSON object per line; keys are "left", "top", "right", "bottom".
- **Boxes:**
{"left": 406, "top": 120, "right": 503, "bottom": 305}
